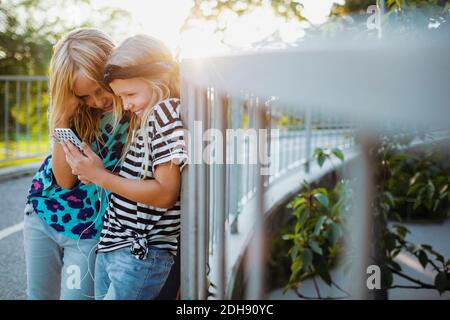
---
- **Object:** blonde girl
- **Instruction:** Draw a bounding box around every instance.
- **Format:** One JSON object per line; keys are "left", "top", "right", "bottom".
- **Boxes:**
{"left": 24, "top": 28, "right": 129, "bottom": 300}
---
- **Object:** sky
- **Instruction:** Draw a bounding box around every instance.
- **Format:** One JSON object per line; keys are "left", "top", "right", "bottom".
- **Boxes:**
{"left": 90, "top": 0, "right": 343, "bottom": 58}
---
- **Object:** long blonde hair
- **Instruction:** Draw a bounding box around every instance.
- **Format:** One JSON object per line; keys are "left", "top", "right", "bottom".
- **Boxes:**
{"left": 105, "top": 34, "right": 180, "bottom": 177}
{"left": 48, "top": 28, "right": 120, "bottom": 144}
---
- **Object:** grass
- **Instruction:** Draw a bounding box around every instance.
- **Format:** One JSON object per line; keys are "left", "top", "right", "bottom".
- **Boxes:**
{"left": 0, "top": 156, "right": 45, "bottom": 169}
{"left": 0, "top": 136, "right": 49, "bottom": 169}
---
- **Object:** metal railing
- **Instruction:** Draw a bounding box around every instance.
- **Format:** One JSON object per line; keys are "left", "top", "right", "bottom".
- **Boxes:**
{"left": 179, "top": 84, "right": 357, "bottom": 300}
{"left": 179, "top": 38, "right": 450, "bottom": 299}
{"left": 0, "top": 76, "right": 49, "bottom": 164}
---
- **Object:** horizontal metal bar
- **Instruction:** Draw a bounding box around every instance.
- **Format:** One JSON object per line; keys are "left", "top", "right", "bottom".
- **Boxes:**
{"left": 0, "top": 76, "right": 48, "bottom": 81}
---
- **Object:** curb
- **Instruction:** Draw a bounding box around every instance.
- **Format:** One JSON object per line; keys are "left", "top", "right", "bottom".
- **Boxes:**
{"left": 0, "top": 162, "right": 41, "bottom": 182}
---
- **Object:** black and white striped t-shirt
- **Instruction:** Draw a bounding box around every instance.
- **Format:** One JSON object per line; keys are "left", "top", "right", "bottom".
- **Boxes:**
{"left": 97, "top": 98, "right": 188, "bottom": 259}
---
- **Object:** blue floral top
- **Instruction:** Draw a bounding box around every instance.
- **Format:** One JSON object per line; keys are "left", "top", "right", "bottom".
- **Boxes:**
{"left": 26, "top": 112, "right": 129, "bottom": 240}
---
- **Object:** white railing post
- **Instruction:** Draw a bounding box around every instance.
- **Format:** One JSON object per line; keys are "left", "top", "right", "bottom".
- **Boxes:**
{"left": 229, "top": 95, "right": 241, "bottom": 234}
{"left": 345, "top": 136, "right": 376, "bottom": 299}
{"left": 37, "top": 80, "right": 42, "bottom": 154}
{"left": 196, "top": 88, "right": 208, "bottom": 300}
{"left": 15, "top": 80, "right": 20, "bottom": 155}
{"left": 209, "top": 92, "right": 228, "bottom": 299}
{"left": 304, "top": 105, "right": 312, "bottom": 173}
{"left": 180, "top": 79, "right": 198, "bottom": 299}
{"left": 245, "top": 98, "right": 267, "bottom": 299}
{"left": 26, "top": 80, "right": 31, "bottom": 155}
{"left": 4, "top": 81, "right": 9, "bottom": 154}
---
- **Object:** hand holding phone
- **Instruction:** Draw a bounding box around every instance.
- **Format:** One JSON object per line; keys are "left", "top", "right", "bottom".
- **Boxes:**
{"left": 54, "top": 128, "right": 83, "bottom": 151}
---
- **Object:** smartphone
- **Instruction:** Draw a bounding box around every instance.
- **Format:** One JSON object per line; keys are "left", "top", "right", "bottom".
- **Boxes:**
{"left": 54, "top": 128, "right": 83, "bottom": 150}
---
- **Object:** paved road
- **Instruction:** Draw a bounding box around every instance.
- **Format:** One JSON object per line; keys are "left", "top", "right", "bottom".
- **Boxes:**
{"left": 0, "top": 174, "right": 31, "bottom": 300}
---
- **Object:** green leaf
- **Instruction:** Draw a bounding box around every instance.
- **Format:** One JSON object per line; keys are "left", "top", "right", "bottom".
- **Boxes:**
{"left": 434, "top": 272, "right": 449, "bottom": 294}
{"left": 314, "top": 188, "right": 329, "bottom": 196}
{"left": 290, "top": 258, "right": 302, "bottom": 279}
{"left": 294, "top": 222, "right": 301, "bottom": 234}
{"left": 313, "top": 147, "right": 323, "bottom": 158}
{"left": 301, "top": 248, "right": 313, "bottom": 271}
{"left": 393, "top": 224, "right": 410, "bottom": 238}
{"left": 409, "top": 172, "right": 421, "bottom": 187}
{"left": 299, "top": 209, "right": 311, "bottom": 226}
{"left": 432, "top": 199, "right": 440, "bottom": 212}
{"left": 318, "top": 154, "right": 326, "bottom": 167}
{"left": 435, "top": 253, "right": 445, "bottom": 264}
{"left": 391, "top": 249, "right": 401, "bottom": 258}
{"left": 309, "top": 239, "right": 323, "bottom": 255}
{"left": 418, "top": 250, "right": 428, "bottom": 269}
{"left": 291, "top": 197, "right": 306, "bottom": 209}
{"left": 331, "top": 202, "right": 341, "bottom": 218}
{"left": 407, "top": 243, "right": 419, "bottom": 253}
{"left": 326, "top": 222, "right": 342, "bottom": 246}
{"left": 314, "top": 192, "right": 329, "bottom": 209}
{"left": 407, "top": 182, "right": 424, "bottom": 196}
{"left": 438, "top": 184, "right": 448, "bottom": 196}
{"left": 385, "top": 233, "right": 397, "bottom": 252}
{"left": 313, "top": 254, "right": 332, "bottom": 286}
{"left": 314, "top": 215, "right": 327, "bottom": 236}
{"left": 282, "top": 234, "right": 296, "bottom": 241}
{"left": 381, "top": 266, "right": 393, "bottom": 288}
{"left": 390, "top": 212, "right": 403, "bottom": 222}
{"left": 331, "top": 148, "right": 344, "bottom": 162}
{"left": 388, "top": 260, "right": 402, "bottom": 272}
{"left": 413, "top": 196, "right": 423, "bottom": 211}
{"left": 426, "top": 180, "right": 435, "bottom": 210}
{"left": 290, "top": 243, "right": 301, "bottom": 261}
{"left": 384, "top": 192, "right": 396, "bottom": 206}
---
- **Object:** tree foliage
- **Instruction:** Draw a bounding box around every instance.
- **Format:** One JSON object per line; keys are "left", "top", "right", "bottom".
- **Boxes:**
{"left": 0, "top": 0, "right": 131, "bottom": 75}
{"left": 182, "top": 0, "right": 450, "bottom": 38}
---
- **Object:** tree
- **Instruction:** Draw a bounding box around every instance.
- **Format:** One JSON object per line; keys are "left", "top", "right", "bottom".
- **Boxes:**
{"left": 181, "top": 0, "right": 450, "bottom": 44}
{"left": 0, "top": 0, "right": 131, "bottom": 75}
{"left": 0, "top": 0, "right": 131, "bottom": 145}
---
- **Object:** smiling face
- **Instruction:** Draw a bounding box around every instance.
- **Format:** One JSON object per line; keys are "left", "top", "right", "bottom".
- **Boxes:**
{"left": 73, "top": 73, "right": 114, "bottom": 112}
{"left": 109, "top": 78, "right": 152, "bottom": 119}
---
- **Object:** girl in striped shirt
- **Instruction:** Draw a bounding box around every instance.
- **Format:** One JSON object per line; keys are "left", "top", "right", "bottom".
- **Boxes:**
{"left": 61, "top": 34, "right": 188, "bottom": 300}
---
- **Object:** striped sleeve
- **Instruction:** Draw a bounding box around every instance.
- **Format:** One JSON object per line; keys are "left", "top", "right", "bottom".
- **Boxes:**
{"left": 150, "top": 99, "right": 188, "bottom": 173}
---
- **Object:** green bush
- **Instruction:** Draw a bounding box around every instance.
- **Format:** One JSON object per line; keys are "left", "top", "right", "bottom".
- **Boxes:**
{"left": 277, "top": 139, "right": 450, "bottom": 299}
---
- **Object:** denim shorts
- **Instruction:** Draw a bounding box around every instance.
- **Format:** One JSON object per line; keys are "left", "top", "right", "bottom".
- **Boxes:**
{"left": 94, "top": 245, "right": 174, "bottom": 300}
{"left": 23, "top": 208, "right": 98, "bottom": 300}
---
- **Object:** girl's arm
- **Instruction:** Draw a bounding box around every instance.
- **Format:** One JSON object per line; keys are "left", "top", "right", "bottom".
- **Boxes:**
{"left": 61, "top": 141, "right": 181, "bottom": 208}
{"left": 95, "top": 162, "right": 181, "bottom": 208}
{"left": 51, "top": 118, "right": 78, "bottom": 189}
{"left": 50, "top": 96, "right": 81, "bottom": 189}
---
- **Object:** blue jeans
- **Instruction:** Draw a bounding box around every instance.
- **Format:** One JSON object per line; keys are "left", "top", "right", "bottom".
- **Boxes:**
{"left": 23, "top": 210, "right": 98, "bottom": 300}
{"left": 95, "top": 246, "right": 174, "bottom": 300}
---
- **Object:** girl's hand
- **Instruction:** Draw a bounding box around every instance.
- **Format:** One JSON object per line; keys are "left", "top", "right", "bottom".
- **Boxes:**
{"left": 78, "top": 176, "right": 93, "bottom": 185}
{"left": 61, "top": 140, "right": 105, "bottom": 183}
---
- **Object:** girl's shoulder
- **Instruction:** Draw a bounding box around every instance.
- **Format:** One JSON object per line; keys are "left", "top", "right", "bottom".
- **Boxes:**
{"left": 153, "top": 97, "right": 180, "bottom": 113}
{"left": 149, "top": 98, "right": 181, "bottom": 125}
